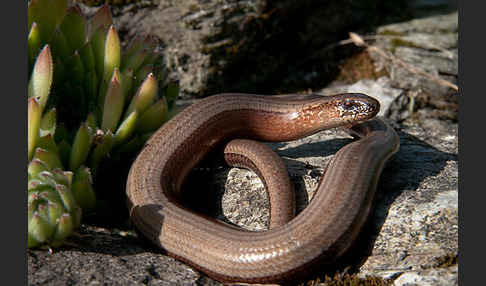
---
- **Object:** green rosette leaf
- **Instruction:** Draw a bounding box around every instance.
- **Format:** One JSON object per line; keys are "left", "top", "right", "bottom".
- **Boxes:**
{"left": 114, "top": 111, "right": 137, "bottom": 145}
{"left": 124, "top": 73, "right": 157, "bottom": 118}
{"left": 59, "top": 5, "right": 87, "bottom": 52}
{"left": 136, "top": 97, "right": 168, "bottom": 133}
{"left": 28, "top": 45, "right": 53, "bottom": 113}
{"left": 28, "top": 97, "right": 42, "bottom": 161}
{"left": 101, "top": 69, "right": 124, "bottom": 132}
{"left": 69, "top": 123, "right": 93, "bottom": 171}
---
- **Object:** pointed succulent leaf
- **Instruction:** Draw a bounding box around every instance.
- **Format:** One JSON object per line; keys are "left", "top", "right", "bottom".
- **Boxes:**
{"left": 103, "top": 25, "right": 121, "bottom": 83}
{"left": 33, "top": 148, "right": 63, "bottom": 170}
{"left": 88, "top": 5, "right": 113, "bottom": 79}
{"left": 46, "top": 201, "right": 64, "bottom": 229}
{"left": 28, "top": 201, "right": 35, "bottom": 222}
{"left": 28, "top": 97, "right": 42, "bottom": 161}
{"left": 37, "top": 185, "right": 62, "bottom": 206}
{"left": 90, "top": 26, "right": 107, "bottom": 82}
{"left": 101, "top": 69, "right": 124, "bottom": 132}
{"left": 50, "top": 213, "right": 76, "bottom": 246}
{"left": 27, "top": 189, "right": 41, "bottom": 205}
{"left": 86, "top": 112, "right": 99, "bottom": 131}
{"left": 117, "top": 135, "right": 144, "bottom": 154}
{"left": 133, "top": 64, "right": 152, "bottom": 90}
{"left": 28, "top": 190, "right": 42, "bottom": 205}
{"left": 40, "top": 172, "right": 63, "bottom": 189}
{"left": 138, "top": 36, "right": 159, "bottom": 66}
{"left": 73, "top": 166, "right": 93, "bottom": 185}
{"left": 51, "top": 168, "right": 72, "bottom": 188}
{"left": 132, "top": 35, "right": 157, "bottom": 58}
{"left": 35, "top": 204, "right": 51, "bottom": 224}
{"left": 142, "top": 51, "right": 161, "bottom": 68}
{"left": 72, "top": 167, "right": 96, "bottom": 212}
{"left": 28, "top": 22, "right": 42, "bottom": 72}
{"left": 121, "top": 48, "right": 147, "bottom": 74}
{"left": 60, "top": 209, "right": 81, "bottom": 243}
{"left": 88, "top": 4, "right": 113, "bottom": 36}
{"left": 28, "top": 0, "right": 67, "bottom": 43}
{"left": 28, "top": 212, "right": 55, "bottom": 247}
{"left": 65, "top": 51, "right": 85, "bottom": 86}
{"left": 119, "top": 132, "right": 154, "bottom": 154}
{"left": 97, "top": 79, "right": 109, "bottom": 110}
{"left": 92, "top": 106, "right": 104, "bottom": 131}
{"left": 36, "top": 134, "right": 57, "bottom": 153}
{"left": 136, "top": 97, "right": 168, "bottom": 133}
{"left": 96, "top": 26, "right": 121, "bottom": 108}
{"left": 122, "top": 36, "right": 144, "bottom": 63}
{"left": 52, "top": 0, "right": 68, "bottom": 30}
{"left": 69, "top": 123, "right": 93, "bottom": 171}
{"left": 122, "top": 35, "right": 155, "bottom": 67}
{"left": 59, "top": 5, "right": 87, "bottom": 52}
{"left": 78, "top": 43, "right": 98, "bottom": 105}
{"left": 51, "top": 29, "right": 72, "bottom": 63}
{"left": 114, "top": 111, "right": 137, "bottom": 146}
{"left": 71, "top": 179, "right": 96, "bottom": 212}
{"left": 64, "top": 171, "right": 74, "bottom": 187}
{"left": 36, "top": 134, "right": 63, "bottom": 168}
{"left": 56, "top": 183, "right": 78, "bottom": 214}
{"left": 89, "top": 131, "right": 114, "bottom": 173}
{"left": 51, "top": 56, "right": 66, "bottom": 88}
{"left": 120, "top": 68, "right": 134, "bottom": 99}
{"left": 86, "top": 71, "right": 99, "bottom": 109}
{"left": 79, "top": 42, "right": 96, "bottom": 74}
{"left": 28, "top": 45, "right": 53, "bottom": 113}
{"left": 28, "top": 179, "right": 47, "bottom": 192}
{"left": 39, "top": 108, "right": 56, "bottom": 137}
{"left": 27, "top": 232, "right": 41, "bottom": 248}
{"left": 28, "top": 159, "right": 49, "bottom": 179}
{"left": 125, "top": 73, "right": 157, "bottom": 118}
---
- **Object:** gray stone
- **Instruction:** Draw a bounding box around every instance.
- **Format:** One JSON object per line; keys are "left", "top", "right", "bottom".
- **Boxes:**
{"left": 393, "top": 266, "right": 458, "bottom": 286}
{"left": 357, "top": 120, "right": 458, "bottom": 285}
{"left": 370, "top": 12, "right": 458, "bottom": 95}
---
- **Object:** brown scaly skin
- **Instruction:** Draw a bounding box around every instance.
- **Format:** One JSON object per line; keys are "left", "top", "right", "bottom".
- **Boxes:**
{"left": 126, "top": 93, "right": 399, "bottom": 283}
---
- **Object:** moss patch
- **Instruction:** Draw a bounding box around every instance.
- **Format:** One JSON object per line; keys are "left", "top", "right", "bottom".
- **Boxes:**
{"left": 389, "top": 38, "right": 423, "bottom": 53}
{"left": 377, "top": 29, "right": 405, "bottom": 36}
{"left": 436, "top": 253, "right": 458, "bottom": 268}
{"left": 300, "top": 273, "right": 393, "bottom": 286}
{"left": 335, "top": 50, "right": 389, "bottom": 83}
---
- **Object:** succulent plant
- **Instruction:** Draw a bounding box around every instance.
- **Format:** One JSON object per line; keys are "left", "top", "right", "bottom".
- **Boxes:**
{"left": 28, "top": 46, "right": 85, "bottom": 248}
{"left": 28, "top": 159, "right": 83, "bottom": 248}
{"left": 28, "top": 0, "right": 177, "bottom": 248}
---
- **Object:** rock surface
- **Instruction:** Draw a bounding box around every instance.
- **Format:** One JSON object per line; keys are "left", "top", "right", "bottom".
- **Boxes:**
{"left": 76, "top": 0, "right": 419, "bottom": 97}
{"left": 28, "top": 1, "right": 458, "bottom": 285}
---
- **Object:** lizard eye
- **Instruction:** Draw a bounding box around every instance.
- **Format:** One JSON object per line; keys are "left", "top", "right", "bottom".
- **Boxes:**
{"left": 343, "top": 100, "right": 354, "bottom": 110}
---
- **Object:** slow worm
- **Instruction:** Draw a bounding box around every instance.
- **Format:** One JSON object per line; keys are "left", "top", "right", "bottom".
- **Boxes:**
{"left": 126, "top": 93, "right": 400, "bottom": 283}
